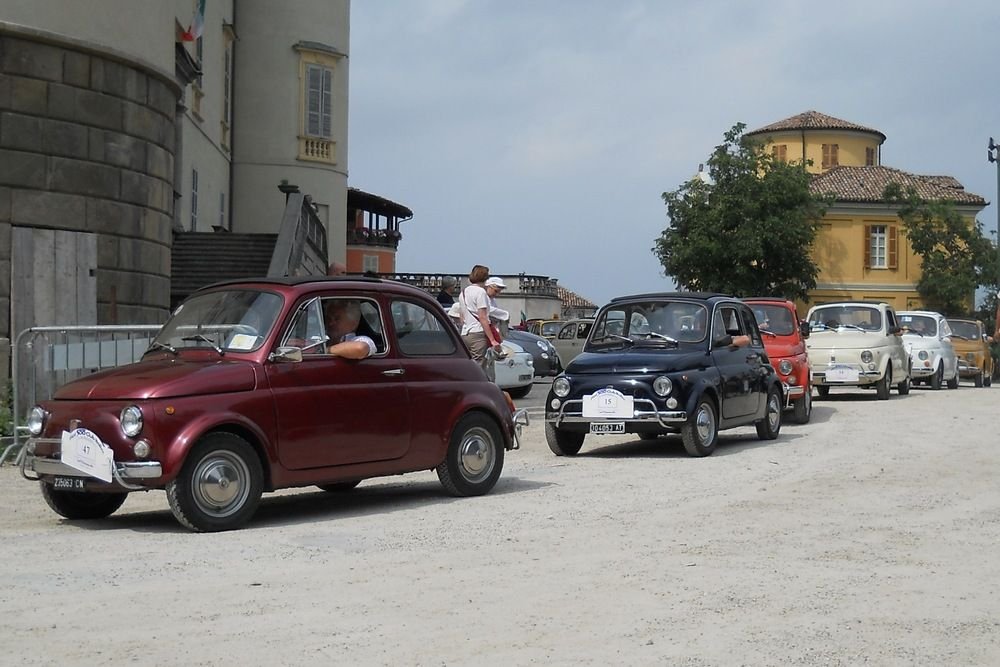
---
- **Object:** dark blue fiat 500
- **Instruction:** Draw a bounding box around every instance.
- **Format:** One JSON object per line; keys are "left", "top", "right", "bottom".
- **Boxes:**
{"left": 545, "top": 293, "right": 784, "bottom": 457}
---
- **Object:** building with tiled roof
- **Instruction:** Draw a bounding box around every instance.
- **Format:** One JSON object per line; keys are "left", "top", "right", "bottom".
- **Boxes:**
{"left": 748, "top": 110, "right": 987, "bottom": 309}
{"left": 557, "top": 286, "right": 598, "bottom": 318}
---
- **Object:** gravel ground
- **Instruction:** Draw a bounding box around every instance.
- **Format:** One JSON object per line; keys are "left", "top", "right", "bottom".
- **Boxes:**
{"left": 2, "top": 384, "right": 999, "bottom": 666}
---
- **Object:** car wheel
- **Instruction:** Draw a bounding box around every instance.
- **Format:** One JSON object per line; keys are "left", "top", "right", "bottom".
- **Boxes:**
{"left": 166, "top": 432, "right": 264, "bottom": 533}
{"left": 545, "top": 422, "right": 584, "bottom": 456}
{"left": 930, "top": 365, "right": 943, "bottom": 390}
{"left": 984, "top": 369, "right": 992, "bottom": 387}
{"left": 974, "top": 371, "right": 984, "bottom": 387}
{"left": 755, "top": 386, "right": 782, "bottom": 440}
{"left": 506, "top": 384, "right": 532, "bottom": 399}
{"left": 946, "top": 372, "right": 959, "bottom": 390}
{"left": 791, "top": 388, "right": 812, "bottom": 424}
{"left": 40, "top": 483, "right": 127, "bottom": 520}
{"left": 317, "top": 481, "right": 361, "bottom": 493}
{"left": 875, "top": 366, "right": 892, "bottom": 400}
{"left": 897, "top": 373, "right": 911, "bottom": 395}
{"left": 681, "top": 397, "right": 718, "bottom": 457}
{"left": 816, "top": 385, "right": 830, "bottom": 398}
{"left": 437, "top": 414, "right": 504, "bottom": 496}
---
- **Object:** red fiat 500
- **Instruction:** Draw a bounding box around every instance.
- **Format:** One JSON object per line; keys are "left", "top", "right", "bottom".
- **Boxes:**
{"left": 745, "top": 298, "right": 812, "bottom": 424}
{"left": 22, "top": 277, "right": 525, "bottom": 532}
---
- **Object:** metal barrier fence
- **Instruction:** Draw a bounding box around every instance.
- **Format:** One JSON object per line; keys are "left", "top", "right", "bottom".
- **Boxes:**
{"left": 1, "top": 325, "right": 163, "bottom": 466}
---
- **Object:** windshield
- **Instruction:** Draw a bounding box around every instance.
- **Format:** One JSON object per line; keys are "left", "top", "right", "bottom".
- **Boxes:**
{"left": 590, "top": 301, "right": 708, "bottom": 348}
{"left": 898, "top": 314, "right": 937, "bottom": 337}
{"left": 947, "top": 320, "right": 980, "bottom": 340}
{"left": 152, "top": 289, "right": 283, "bottom": 353}
{"left": 809, "top": 305, "right": 882, "bottom": 332}
{"left": 541, "top": 321, "right": 563, "bottom": 337}
{"left": 750, "top": 304, "right": 796, "bottom": 336}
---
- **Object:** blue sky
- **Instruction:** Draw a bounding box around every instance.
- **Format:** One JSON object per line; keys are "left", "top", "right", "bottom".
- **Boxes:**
{"left": 348, "top": 1, "right": 1000, "bottom": 307}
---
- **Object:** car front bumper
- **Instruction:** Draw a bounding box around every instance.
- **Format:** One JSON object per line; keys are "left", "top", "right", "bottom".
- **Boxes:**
{"left": 812, "top": 364, "right": 884, "bottom": 387}
{"left": 546, "top": 397, "right": 687, "bottom": 429}
{"left": 22, "top": 437, "right": 162, "bottom": 489}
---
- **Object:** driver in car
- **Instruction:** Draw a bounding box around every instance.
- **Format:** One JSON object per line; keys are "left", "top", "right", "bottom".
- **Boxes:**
{"left": 325, "top": 300, "right": 376, "bottom": 359}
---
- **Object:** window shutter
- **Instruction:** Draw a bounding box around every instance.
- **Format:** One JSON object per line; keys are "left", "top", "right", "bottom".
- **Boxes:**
{"left": 321, "top": 69, "right": 333, "bottom": 138}
{"left": 888, "top": 226, "right": 898, "bottom": 269}
{"left": 306, "top": 65, "right": 322, "bottom": 136}
{"left": 863, "top": 225, "right": 871, "bottom": 269}
{"left": 832, "top": 144, "right": 839, "bottom": 167}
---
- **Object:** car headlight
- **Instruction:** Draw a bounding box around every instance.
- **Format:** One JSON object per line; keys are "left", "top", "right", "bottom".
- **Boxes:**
{"left": 553, "top": 377, "right": 571, "bottom": 397}
{"left": 778, "top": 359, "right": 794, "bottom": 376}
{"left": 967, "top": 352, "right": 978, "bottom": 362}
{"left": 536, "top": 341, "right": 547, "bottom": 351}
{"left": 860, "top": 350, "right": 873, "bottom": 363}
{"left": 918, "top": 350, "right": 928, "bottom": 360}
{"left": 27, "top": 406, "right": 47, "bottom": 436}
{"left": 120, "top": 405, "right": 143, "bottom": 437}
{"left": 652, "top": 375, "right": 672, "bottom": 397}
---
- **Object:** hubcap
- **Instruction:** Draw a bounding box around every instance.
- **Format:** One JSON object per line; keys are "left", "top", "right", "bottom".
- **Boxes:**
{"left": 768, "top": 393, "right": 780, "bottom": 429}
{"left": 695, "top": 405, "right": 714, "bottom": 444}
{"left": 192, "top": 452, "right": 250, "bottom": 518}
{"left": 459, "top": 426, "right": 496, "bottom": 482}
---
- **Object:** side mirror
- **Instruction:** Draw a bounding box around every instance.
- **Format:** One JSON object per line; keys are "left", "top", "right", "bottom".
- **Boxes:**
{"left": 890, "top": 326, "right": 902, "bottom": 335}
{"left": 799, "top": 320, "right": 811, "bottom": 339}
{"left": 713, "top": 335, "right": 733, "bottom": 348}
{"left": 269, "top": 346, "right": 303, "bottom": 363}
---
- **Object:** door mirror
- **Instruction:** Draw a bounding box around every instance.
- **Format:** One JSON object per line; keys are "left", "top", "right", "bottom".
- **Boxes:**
{"left": 799, "top": 320, "right": 811, "bottom": 339}
{"left": 269, "top": 346, "right": 303, "bottom": 363}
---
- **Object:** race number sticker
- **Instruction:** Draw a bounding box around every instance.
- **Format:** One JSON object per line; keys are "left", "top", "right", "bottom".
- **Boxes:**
{"left": 60, "top": 428, "right": 114, "bottom": 483}
{"left": 582, "top": 388, "right": 634, "bottom": 418}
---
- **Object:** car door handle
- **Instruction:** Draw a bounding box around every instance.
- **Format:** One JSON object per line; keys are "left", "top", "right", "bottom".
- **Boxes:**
{"left": 382, "top": 368, "right": 405, "bottom": 377}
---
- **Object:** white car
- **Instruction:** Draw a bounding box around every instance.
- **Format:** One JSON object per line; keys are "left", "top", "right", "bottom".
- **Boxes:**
{"left": 897, "top": 310, "right": 959, "bottom": 390}
{"left": 806, "top": 301, "right": 911, "bottom": 400}
{"left": 490, "top": 340, "right": 535, "bottom": 399}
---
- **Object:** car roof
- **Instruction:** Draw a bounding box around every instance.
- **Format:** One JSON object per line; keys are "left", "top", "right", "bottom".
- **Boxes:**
{"left": 809, "top": 301, "right": 889, "bottom": 309}
{"left": 609, "top": 292, "right": 734, "bottom": 304}
{"left": 194, "top": 276, "right": 431, "bottom": 299}
{"left": 898, "top": 310, "right": 943, "bottom": 318}
{"left": 743, "top": 296, "right": 794, "bottom": 305}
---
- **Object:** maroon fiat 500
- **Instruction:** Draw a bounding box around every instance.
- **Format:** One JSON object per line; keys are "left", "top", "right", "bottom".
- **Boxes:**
{"left": 22, "top": 277, "right": 525, "bottom": 532}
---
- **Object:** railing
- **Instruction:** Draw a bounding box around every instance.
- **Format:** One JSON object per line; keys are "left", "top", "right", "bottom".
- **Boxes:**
{"left": 382, "top": 272, "right": 560, "bottom": 297}
{"left": 2, "top": 324, "right": 163, "bottom": 466}
{"left": 346, "top": 227, "right": 402, "bottom": 249}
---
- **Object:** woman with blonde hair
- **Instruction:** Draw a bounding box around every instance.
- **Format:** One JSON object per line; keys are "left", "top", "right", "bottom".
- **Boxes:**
{"left": 458, "top": 264, "right": 502, "bottom": 363}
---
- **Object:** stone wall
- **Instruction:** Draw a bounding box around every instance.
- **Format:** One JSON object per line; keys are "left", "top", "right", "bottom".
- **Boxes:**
{"left": 0, "top": 25, "right": 179, "bottom": 338}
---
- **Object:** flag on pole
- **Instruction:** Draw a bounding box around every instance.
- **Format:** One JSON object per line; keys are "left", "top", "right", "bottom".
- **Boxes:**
{"left": 181, "top": 0, "right": 206, "bottom": 42}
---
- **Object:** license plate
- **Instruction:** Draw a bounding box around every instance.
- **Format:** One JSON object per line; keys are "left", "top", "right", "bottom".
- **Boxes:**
{"left": 590, "top": 422, "right": 625, "bottom": 434}
{"left": 52, "top": 476, "right": 87, "bottom": 491}
{"left": 825, "top": 366, "right": 859, "bottom": 383}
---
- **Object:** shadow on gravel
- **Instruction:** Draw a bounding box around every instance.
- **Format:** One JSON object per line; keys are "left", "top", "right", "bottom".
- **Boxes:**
{"left": 580, "top": 432, "right": 786, "bottom": 459}
{"left": 64, "top": 476, "right": 552, "bottom": 534}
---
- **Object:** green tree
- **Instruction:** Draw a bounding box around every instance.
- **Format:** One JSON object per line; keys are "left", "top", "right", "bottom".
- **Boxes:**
{"left": 885, "top": 183, "right": 997, "bottom": 315}
{"left": 653, "top": 124, "right": 828, "bottom": 301}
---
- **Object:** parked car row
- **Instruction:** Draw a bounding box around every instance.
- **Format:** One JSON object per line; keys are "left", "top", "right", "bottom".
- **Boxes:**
{"left": 17, "top": 279, "right": 994, "bottom": 534}
{"left": 544, "top": 291, "right": 994, "bottom": 460}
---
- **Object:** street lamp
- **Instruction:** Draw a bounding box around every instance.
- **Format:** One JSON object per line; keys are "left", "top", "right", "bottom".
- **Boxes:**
{"left": 990, "top": 137, "right": 999, "bottom": 235}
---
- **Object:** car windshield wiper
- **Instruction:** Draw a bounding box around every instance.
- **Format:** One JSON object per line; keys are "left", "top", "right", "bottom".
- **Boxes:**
{"left": 834, "top": 324, "right": 867, "bottom": 332}
{"left": 950, "top": 333, "right": 970, "bottom": 341}
{"left": 644, "top": 331, "right": 679, "bottom": 345}
{"left": 596, "top": 333, "right": 634, "bottom": 346}
{"left": 903, "top": 329, "right": 925, "bottom": 337}
{"left": 181, "top": 334, "right": 225, "bottom": 356}
{"left": 146, "top": 340, "right": 178, "bottom": 355}
{"left": 760, "top": 329, "right": 778, "bottom": 337}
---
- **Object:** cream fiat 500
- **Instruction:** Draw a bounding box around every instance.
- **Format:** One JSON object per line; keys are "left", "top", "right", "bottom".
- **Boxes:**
{"left": 806, "top": 301, "right": 911, "bottom": 400}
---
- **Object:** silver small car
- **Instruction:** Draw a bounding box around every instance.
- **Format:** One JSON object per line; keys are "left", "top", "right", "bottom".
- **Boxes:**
{"left": 898, "top": 310, "right": 959, "bottom": 390}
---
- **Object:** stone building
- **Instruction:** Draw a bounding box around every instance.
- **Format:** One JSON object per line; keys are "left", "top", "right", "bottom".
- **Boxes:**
{"left": 0, "top": 1, "right": 357, "bottom": 379}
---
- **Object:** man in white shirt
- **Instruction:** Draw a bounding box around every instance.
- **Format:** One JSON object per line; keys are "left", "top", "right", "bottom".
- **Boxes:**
{"left": 325, "top": 300, "right": 377, "bottom": 359}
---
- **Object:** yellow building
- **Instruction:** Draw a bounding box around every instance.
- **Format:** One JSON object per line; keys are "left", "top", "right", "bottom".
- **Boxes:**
{"left": 746, "top": 111, "right": 988, "bottom": 310}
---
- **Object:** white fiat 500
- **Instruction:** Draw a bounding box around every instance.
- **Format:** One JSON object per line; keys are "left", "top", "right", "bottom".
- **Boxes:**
{"left": 897, "top": 310, "right": 959, "bottom": 390}
{"left": 806, "top": 301, "right": 911, "bottom": 400}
